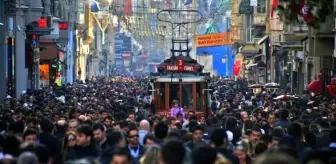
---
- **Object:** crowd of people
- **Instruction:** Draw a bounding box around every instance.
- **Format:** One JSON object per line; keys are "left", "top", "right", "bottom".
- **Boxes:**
{"left": 0, "top": 76, "right": 335, "bottom": 164}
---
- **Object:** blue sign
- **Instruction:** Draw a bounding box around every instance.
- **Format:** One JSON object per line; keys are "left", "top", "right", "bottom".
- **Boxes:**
{"left": 150, "top": 15, "right": 156, "bottom": 30}
{"left": 149, "top": 37, "right": 155, "bottom": 48}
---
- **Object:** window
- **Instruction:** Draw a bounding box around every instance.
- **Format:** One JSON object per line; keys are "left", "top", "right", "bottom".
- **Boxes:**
{"left": 257, "top": 0, "right": 266, "bottom": 13}
{"left": 181, "top": 84, "right": 193, "bottom": 109}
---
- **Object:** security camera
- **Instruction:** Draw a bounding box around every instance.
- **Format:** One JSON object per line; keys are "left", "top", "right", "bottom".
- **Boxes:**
{"left": 17, "top": 25, "right": 21, "bottom": 32}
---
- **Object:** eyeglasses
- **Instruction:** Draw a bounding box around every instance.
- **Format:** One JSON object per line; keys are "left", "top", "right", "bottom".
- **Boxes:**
{"left": 128, "top": 135, "right": 139, "bottom": 138}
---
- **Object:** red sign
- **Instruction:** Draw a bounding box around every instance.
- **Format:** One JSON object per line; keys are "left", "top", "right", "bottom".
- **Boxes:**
{"left": 37, "top": 18, "right": 47, "bottom": 28}
{"left": 165, "top": 64, "right": 195, "bottom": 72}
{"left": 233, "top": 61, "right": 241, "bottom": 76}
{"left": 327, "top": 78, "right": 336, "bottom": 97}
{"left": 59, "top": 22, "right": 68, "bottom": 30}
{"left": 176, "top": 59, "right": 184, "bottom": 71}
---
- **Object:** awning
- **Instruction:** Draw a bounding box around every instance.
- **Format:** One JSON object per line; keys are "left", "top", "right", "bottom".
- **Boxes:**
{"left": 39, "top": 39, "right": 58, "bottom": 60}
{"left": 273, "top": 42, "right": 303, "bottom": 51}
{"left": 257, "top": 35, "right": 269, "bottom": 45}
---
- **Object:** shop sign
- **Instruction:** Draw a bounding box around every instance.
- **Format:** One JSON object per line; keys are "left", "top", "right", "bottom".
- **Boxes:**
{"left": 196, "top": 32, "right": 232, "bottom": 47}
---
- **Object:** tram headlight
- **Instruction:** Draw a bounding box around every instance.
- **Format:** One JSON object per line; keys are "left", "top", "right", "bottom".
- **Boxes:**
{"left": 196, "top": 65, "right": 204, "bottom": 72}
{"left": 158, "top": 66, "right": 164, "bottom": 73}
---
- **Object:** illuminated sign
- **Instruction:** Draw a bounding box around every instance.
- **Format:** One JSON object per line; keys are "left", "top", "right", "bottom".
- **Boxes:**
{"left": 37, "top": 17, "right": 47, "bottom": 28}
{"left": 196, "top": 32, "right": 233, "bottom": 47}
{"left": 59, "top": 22, "right": 68, "bottom": 30}
{"left": 165, "top": 65, "right": 195, "bottom": 72}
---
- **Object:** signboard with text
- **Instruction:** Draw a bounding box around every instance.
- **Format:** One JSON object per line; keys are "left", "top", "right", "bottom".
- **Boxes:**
{"left": 196, "top": 32, "right": 232, "bottom": 47}
{"left": 165, "top": 64, "right": 195, "bottom": 72}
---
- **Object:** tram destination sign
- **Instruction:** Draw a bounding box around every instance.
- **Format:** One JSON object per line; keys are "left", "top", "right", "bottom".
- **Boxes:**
{"left": 165, "top": 64, "right": 195, "bottom": 72}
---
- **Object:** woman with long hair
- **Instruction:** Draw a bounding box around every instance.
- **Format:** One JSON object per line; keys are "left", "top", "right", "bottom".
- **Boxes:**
{"left": 140, "top": 144, "right": 161, "bottom": 164}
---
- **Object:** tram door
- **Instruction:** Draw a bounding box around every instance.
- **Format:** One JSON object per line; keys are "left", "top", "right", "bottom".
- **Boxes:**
{"left": 154, "top": 82, "right": 166, "bottom": 112}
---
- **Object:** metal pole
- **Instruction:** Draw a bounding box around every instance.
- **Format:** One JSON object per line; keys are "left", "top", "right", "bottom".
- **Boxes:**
{"left": 33, "top": 46, "right": 40, "bottom": 90}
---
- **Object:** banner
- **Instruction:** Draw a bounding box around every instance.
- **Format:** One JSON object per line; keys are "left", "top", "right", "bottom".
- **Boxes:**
{"left": 196, "top": 32, "right": 232, "bottom": 47}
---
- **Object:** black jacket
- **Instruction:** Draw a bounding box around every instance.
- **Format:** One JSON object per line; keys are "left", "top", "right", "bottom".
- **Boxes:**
{"left": 67, "top": 144, "right": 99, "bottom": 161}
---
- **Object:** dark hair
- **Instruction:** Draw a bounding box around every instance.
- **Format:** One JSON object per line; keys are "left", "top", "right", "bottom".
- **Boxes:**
{"left": 126, "top": 128, "right": 138, "bottom": 137}
{"left": 188, "top": 120, "right": 198, "bottom": 132}
{"left": 210, "top": 128, "right": 227, "bottom": 147}
{"left": 40, "top": 119, "right": 54, "bottom": 134}
{"left": 280, "top": 110, "right": 289, "bottom": 120}
{"left": 161, "top": 139, "right": 186, "bottom": 164}
{"left": 143, "top": 133, "right": 157, "bottom": 145}
{"left": 8, "top": 120, "right": 25, "bottom": 134}
{"left": 192, "top": 145, "right": 217, "bottom": 164}
{"left": 255, "top": 141, "right": 268, "bottom": 155}
{"left": 34, "top": 144, "right": 51, "bottom": 163}
{"left": 287, "top": 123, "right": 302, "bottom": 140}
{"left": 23, "top": 130, "right": 38, "bottom": 140}
{"left": 2, "top": 135, "right": 21, "bottom": 157}
{"left": 76, "top": 125, "right": 93, "bottom": 139}
{"left": 92, "top": 123, "right": 105, "bottom": 132}
{"left": 154, "top": 121, "right": 168, "bottom": 139}
{"left": 189, "top": 115, "right": 197, "bottom": 121}
{"left": 192, "top": 125, "right": 204, "bottom": 133}
{"left": 106, "top": 130, "right": 125, "bottom": 147}
{"left": 305, "top": 132, "right": 316, "bottom": 147}
{"left": 112, "top": 147, "right": 132, "bottom": 162}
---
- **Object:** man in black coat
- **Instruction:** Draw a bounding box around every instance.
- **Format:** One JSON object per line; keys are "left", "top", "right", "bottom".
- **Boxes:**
{"left": 67, "top": 125, "right": 99, "bottom": 161}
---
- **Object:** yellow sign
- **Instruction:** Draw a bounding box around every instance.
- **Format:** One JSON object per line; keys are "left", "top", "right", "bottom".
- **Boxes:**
{"left": 196, "top": 32, "right": 232, "bottom": 47}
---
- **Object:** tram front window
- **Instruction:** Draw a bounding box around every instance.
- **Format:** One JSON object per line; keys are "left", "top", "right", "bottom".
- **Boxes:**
{"left": 169, "top": 84, "right": 179, "bottom": 106}
{"left": 182, "top": 84, "right": 193, "bottom": 109}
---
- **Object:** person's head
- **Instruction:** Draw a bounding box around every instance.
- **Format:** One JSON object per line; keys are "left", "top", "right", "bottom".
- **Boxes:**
{"left": 192, "top": 125, "right": 204, "bottom": 143}
{"left": 253, "top": 151, "right": 299, "bottom": 164}
{"left": 76, "top": 125, "right": 93, "bottom": 147}
{"left": 143, "top": 134, "right": 157, "bottom": 146}
{"left": 187, "top": 111, "right": 195, "bottom": 119}
{"left": 140, "top": 145, "right": 161, "bottom": 164}
{"left": 104, "top": 116, "right": 113, "bottom": 128}
{"left": 23, "top": 130, "right": 38, "bottom": 145}
{"left": 34, "top": 144, "right": 51, "bottom": 164}
{"left": 192, "top": 145, "right": 217, "bottom": 164}
{"left": 280, "top": 109, "right": 289, "bottom": 120}
{"left": 241, "top": 112, "right": 248, "bottom": 121}
{"left": 154, "top": 121, "right": 168, "bottom": 140}
{"left": 172, "top": 100, "right": 179, "bottom": 108}
{"left": 68, "top": 119, "right": 79, "bottom": 132}
{"left": 40, "top": 119, "right": 54, "bottom": 134}
{"left": 267, "top": 113, "right": 276, "bottom": 125}
{"left": 111, "top": 147, "right": 132, "bottom": 164}
{"left": 160, "top": 139, "right": 186, "bottom": 164}
{"left": 66, "top": 131, "right": 77, "bottom": 147}
{"left": 128, "top": 113, "right": 136, "bottom": 122}
{"left": 127, "top": 128, "right": 139, "bottom": 146}
{"left": 139, "top": 120, "right": 150, "bottom": 132}
{"left": 287, "top": 123, "right": 303, "bottom": 140}
{"left": 234, "top": 141, "right": 249, "bottom": 164}
{"left": 255, "top": 141, "right": 268, "bottom": 156}
{"left": 318, "top": 119, "right": 330, "bottom": 131}
{"left": 210, "top": 128, "right": 227, "bottom": 148}
{"left": 17, "top": 152, "right": 38, "bottom": 164}
{"left": 106, "top": 130, "right": 126, "bottom": 148}
{"left": 92, "top": 123, "right": 106, "bottom": 143}
{"left": 248, "top": 128, "right": 261, "bottom": 145}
